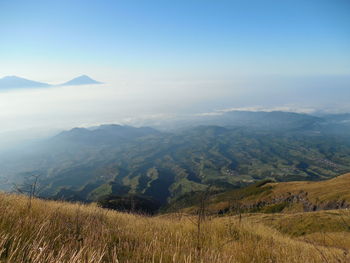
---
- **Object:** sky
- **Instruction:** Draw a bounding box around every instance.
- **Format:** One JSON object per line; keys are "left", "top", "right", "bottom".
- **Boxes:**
{"left": 1, "top": 0, "right": 349, "bottom": 80}
{"left": 0, "top": 0, "right": 349, "bottom": 148}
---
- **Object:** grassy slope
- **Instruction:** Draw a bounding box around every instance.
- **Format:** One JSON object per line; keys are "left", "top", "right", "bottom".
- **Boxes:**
{"left": 177, "top": 173, "right": 350, "bottom": 214}
{"left": 244, "top": 210, "right": 350, "bottom": 236}
{"left": 264, "top": 172, "right": 350, "bottom": 203}
{"left": 244, "top": 210, "right": 350, "bottom": 253}
{"left": 0, "top": 193, "right": 349, "bottom": 262}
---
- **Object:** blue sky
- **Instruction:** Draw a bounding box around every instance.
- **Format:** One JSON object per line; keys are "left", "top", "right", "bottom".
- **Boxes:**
{"left": 0, "top": 0, "right": 349, "bottom": 81}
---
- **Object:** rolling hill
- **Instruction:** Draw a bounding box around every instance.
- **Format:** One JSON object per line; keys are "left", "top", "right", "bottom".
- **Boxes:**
{"left": 1, "top": 111, "right": 350, "bottom": 206}
{"left": 168, "top": 173, "right": 350, "bottom": 215}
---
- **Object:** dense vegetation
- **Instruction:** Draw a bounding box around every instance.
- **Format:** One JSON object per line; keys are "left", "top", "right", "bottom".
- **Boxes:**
{"left": 97, "top": 194, "right": 160, "bottom": 214}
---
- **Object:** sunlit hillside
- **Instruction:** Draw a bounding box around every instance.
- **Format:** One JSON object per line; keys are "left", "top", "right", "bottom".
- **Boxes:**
{"left": 172, "top": 173, "right": 350, "bottom": 215}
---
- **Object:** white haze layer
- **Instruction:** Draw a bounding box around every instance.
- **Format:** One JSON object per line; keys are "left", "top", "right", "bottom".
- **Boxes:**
{"left": 0, "top": 74, "right": 349, "bottom": 150}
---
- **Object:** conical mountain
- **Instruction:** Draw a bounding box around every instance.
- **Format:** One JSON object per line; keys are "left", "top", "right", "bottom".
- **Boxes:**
{"left": 60, "top": 75, "right": 102, "bottom": 86}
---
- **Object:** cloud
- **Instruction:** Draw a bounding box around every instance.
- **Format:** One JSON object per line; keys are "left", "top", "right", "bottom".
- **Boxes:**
{"left": 219, "top": 106, "right": 316, "bottom": 114}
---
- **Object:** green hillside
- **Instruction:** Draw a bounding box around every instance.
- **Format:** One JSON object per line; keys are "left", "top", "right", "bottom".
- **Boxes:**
{"left": 42, "top": 126, "right": 350, "bottom": 204}
{"left": 1, "top": 112, "right": 350, "bottom": 206}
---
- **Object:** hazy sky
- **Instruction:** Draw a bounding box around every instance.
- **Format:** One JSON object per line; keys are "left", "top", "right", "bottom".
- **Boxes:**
{"left": 0, "top": 0, "right": 349, "bottom": 148}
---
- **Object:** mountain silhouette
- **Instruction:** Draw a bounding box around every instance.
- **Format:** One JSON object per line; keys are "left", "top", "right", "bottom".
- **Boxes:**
{"left": 0, "top": 76, "right": 50, "bottom": 89}
{"left": 59, "top": 75, "right": 102, "bottom": 86}
{"left": 0, "top": 75, "right": 103, "bottom": 90}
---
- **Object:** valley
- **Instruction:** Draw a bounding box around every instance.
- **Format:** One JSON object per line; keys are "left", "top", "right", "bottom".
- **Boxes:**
{"left": 1, "top": 111, "right": 350, "bottom": 211}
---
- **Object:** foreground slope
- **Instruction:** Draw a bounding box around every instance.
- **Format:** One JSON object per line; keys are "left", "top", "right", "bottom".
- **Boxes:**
{"left": 0, "top": 193, "right": 349, "bottom": 262}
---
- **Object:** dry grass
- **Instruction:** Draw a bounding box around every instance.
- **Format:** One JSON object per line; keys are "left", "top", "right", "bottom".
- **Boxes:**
{"left": 181, "top": 173, "right": 350, "bottom": 214}
{"left": 300, "top": 232, "right": 350, "bottom": 251}
{"left": 264, "top": 173, "right": 350, "bottom": 203}
{"left": 0, "top": 192, "right": 349, "bottom": 263}
{"left": 243, "top": 210, "right": 350, "bottom": 237}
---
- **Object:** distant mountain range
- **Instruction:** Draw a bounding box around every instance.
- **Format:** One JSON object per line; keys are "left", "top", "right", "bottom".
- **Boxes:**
{"left": 1, "top": 111, "right": 350, "bottom": 204}
{"left": 0, "top": 75, "right": 102, "bottom": 89}
{"left": 53, "top": 124, "right": 159, "bottom": 145}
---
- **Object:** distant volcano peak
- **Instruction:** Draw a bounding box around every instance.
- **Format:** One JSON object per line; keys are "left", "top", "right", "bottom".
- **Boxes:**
{"left": 60, "top": 75, "right": 102, "bottom": 86}
{"left": 0, "top": 76, "right": 50, "bottom": 89}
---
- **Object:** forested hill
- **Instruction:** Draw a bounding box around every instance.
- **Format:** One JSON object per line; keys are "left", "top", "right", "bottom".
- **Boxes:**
{"left": 1, "top": 111, "right": 350, "bottom": 205}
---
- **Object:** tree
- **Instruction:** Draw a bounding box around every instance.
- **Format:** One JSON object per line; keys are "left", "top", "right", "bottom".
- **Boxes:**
{"left": 13, "top": 174, "right": 41, "bottom": 209}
